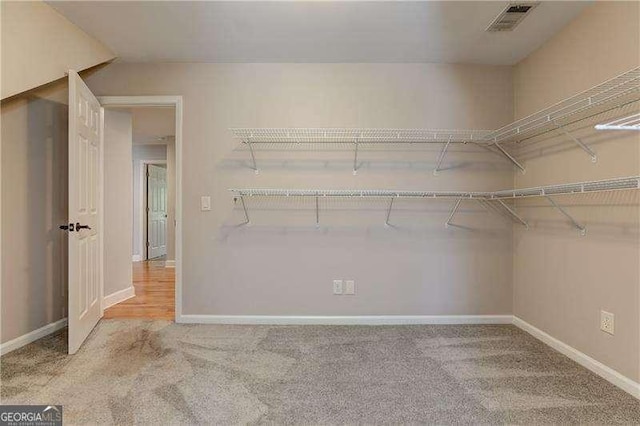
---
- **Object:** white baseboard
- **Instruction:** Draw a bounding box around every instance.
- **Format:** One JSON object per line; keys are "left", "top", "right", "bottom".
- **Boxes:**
{"left": 132, "top": 254, "right": 142, "bottom": 262}
{"left": 103, "top": 286, "right": 135, "bottom": 309}
{"left": 513, "top": 316, "right": 640, "bottom": 400}
{"left": 165, "top": 260, "right": 175, "bottom": 268}
{"left": 177, "top": 314, "right": 513, "bottom": 325}
{"left": 1, "top": 318, "right": 67, "bottom": 356}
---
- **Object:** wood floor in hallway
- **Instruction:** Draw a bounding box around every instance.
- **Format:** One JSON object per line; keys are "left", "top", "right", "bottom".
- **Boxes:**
{"left": 104, "top": 260, "right": 175, "bottom": 320}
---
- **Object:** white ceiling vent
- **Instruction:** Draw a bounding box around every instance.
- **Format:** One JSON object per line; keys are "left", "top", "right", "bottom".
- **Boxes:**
{"left": 486, "top": 3, "right": 539, "bottom": 32}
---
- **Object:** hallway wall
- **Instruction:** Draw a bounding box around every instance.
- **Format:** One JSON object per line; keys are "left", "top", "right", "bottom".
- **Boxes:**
{"left": 104, "top": 109, "right": 133, "bottom": 297}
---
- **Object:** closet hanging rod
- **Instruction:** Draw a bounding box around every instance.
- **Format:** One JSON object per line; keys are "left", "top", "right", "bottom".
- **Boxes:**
{"left": 595, "top": 112, "right": 640, "bottom": 131}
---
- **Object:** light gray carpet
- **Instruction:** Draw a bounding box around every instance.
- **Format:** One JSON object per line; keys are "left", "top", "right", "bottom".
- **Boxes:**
{"left": 1, "top": 320, "right": 639, "bottom": 424}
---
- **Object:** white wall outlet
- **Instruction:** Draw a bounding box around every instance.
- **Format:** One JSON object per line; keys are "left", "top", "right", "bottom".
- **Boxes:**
{"left": 344, "top": 280, "right": 355, "bottom": 295}
{"left": 600, "top": 310, "right": 614, "bottom": 335}
{"left": 200, "top": 196, "right": 211, "bottom": 211}
{"left": 333, "top": 280, "right": 343, "bottom": 295}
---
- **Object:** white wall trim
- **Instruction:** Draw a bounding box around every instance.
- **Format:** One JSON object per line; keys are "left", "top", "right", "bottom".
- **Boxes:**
{"left": 132, "top": 254, "right": 142, "bottom": 262}
{"left": 513, "top": 316, "right": 640, "bottom": 400}
{"left": 177, "top": 314, "right": 513, "bottom": 325}
{"left": 0, "top": 318, "right": 68, "bottom": 356}
{"left": 98, "top": 96, "right": 183, "bottom": 322}
{"left": 102, "top": 286, "right": 135, "bottom": 310}
{"left": 165, "top": 260, "right": 176, "bottom": 268}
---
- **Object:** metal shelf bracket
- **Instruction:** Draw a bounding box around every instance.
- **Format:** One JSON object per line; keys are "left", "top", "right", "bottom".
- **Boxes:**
{"left": 545, "top": 196, "right": 586, "bottom": 236}
{"left": 496, "top": 199, "right": 529, "bottom": 229}
{"left": 239, "top": 196, "right": 250, "bottom": 225}
{"left": 494, "top": 142, "right": 526, "bottom": 174}
{"left": 445, "top": 198, "right": 463, "bottom": 228}
{"left": 433, "top": 135, "right": 453, "bottom": 176}
{"left": 385, "top": 196, "right": 395, "bottom": 226}
{"left": 245, "top": 139, "right": 259, "bottom": 174}
{"left": 555, "top": 124, "right": 597, "bottom": 163}
{"left": 353, "top": 139, "right": 359, "bottom": 175}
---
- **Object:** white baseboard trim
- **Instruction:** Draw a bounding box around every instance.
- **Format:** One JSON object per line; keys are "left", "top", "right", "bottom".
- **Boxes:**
{"left": 165, "top": 260, "right": 175, "bottom": 268}
{"left": 103, "top": 286, "right": 135, "bottom": 309}
{"left": 132, "top": 254, "right": 142, "bottom": 262}
{"left": 513, "top": 316, "right": 640, "bottom": 400}
{"left": 1, "top": 318, "right": 67, "bottom": 356}
{"left": 177, "top": 314, "right": 513, "bottom": 325}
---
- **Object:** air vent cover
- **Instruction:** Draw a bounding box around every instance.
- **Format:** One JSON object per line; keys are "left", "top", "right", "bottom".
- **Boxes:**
{"left": 486, "top": 2, "right": 539, "bottom": 32}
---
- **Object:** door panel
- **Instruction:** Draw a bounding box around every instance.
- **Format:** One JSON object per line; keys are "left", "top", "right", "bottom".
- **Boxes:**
{"left": 68, "top": 70, "right": 102, "bottom": 354}
{"left": 147, "top": 164, "right": 167, "bottom": 259}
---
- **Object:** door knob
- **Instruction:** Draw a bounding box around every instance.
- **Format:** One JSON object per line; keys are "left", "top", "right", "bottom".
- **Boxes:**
{"left": 59, "top": 223, "right": 75, "bottom": 231}
{"left": 76, "top": 223, "right": 91, "bottom": 230}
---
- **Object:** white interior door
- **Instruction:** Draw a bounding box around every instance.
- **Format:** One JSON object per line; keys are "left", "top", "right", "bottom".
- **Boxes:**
{"left": 68, "top": 70, "right": 103, "bottom": 354}
{"left": 147, "top": 164, "right": 167, "bottom": 259}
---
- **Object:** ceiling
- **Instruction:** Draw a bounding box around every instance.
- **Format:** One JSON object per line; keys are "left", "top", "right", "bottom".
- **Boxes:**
{"left": 110, "top": 107, "right": 175, "bottom": 145}
{"left": 48, "top": 1, "right": 590, "bottom": 65}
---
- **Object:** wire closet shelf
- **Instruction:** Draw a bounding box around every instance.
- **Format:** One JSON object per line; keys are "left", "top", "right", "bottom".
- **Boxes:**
{"left": 230, "top": 128, "right": 492, "bottom": 144}
{"left": 485, "top": 66, "right": 640, "bottom": 144}
{"left": 230, "top": 176, "right": 640, "bottom": 200}
{"left": 230, "top": 67, "right": 640, "bottom": 173}
{"left": 230, "top": 177, "right": 639, "bottom": 234}
{"left": 231, "top": 67, "right": 640, "bottom": 147}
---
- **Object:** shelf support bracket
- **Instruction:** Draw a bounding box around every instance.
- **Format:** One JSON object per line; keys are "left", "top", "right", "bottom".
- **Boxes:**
{"left": 545, "top": 196, "right": 586, "bottom": 236}
{"left": 315, "top": 195, "right": 320, "bottom": 228}
{"left": 445, "top": 197, "right": 463, "bottom": 228}
{"left": 496, "top": 199, "right": 529, "bottom": 229}
{"left": 555, "top": 125, "right": 597, "bottom": 163}
{"left": 353, "top": 139, "right": 359, "bottom": 175}
{"left": 495, "top": 142, "right": 526, "bottom": 174}
{"left": 245, "top": 139, "right": 259, "bottom": 174}
{"left": 240, "top": 195, "right": 250, "bottom": 225}
{"left": 433, "top": 135, "right": 453, "bottom": 175}
{"left": 385, "top": 196, "right": 395, "bottom": 226}
{"left": 478, "top": 198, "right": 512, "bottom": 225}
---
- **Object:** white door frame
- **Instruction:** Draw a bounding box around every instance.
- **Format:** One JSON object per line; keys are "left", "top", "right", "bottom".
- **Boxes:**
{"left": 98, "top": 96, "right": 183, "bottom": 321}
{"left": 138, "top": 159, "right": 167, "bottom": 261}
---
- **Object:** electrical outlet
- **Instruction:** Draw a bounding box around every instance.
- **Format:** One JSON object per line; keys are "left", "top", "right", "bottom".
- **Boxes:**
{"left": 600, "top": 310, "right": 614, "bottom": 335}
{"left": 333, "top": 280, "right": 343, "bottom": 295}
{"left": 344, "top": 280, "right": 355, "bottom": 295}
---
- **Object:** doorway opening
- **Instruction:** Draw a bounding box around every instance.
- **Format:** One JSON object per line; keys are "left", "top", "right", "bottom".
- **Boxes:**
{"left": 101, "top": 104, "right": 178, "bottom": 321}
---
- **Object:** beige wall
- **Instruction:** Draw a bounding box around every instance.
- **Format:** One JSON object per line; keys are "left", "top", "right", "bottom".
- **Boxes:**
{"left": 103, "top": 109, "right": 133, "bottom": 296}
{"left": 1, "top": 0, "right": 115, "bottom": 100}
{"left": 513, "top": 2, "right": 640, "bottom": 381}
{"left": 1, "top": 80, "right": 68, "bottom": 344}
{"left": 85, "top": 62, "right": 515, "bottom": 317}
